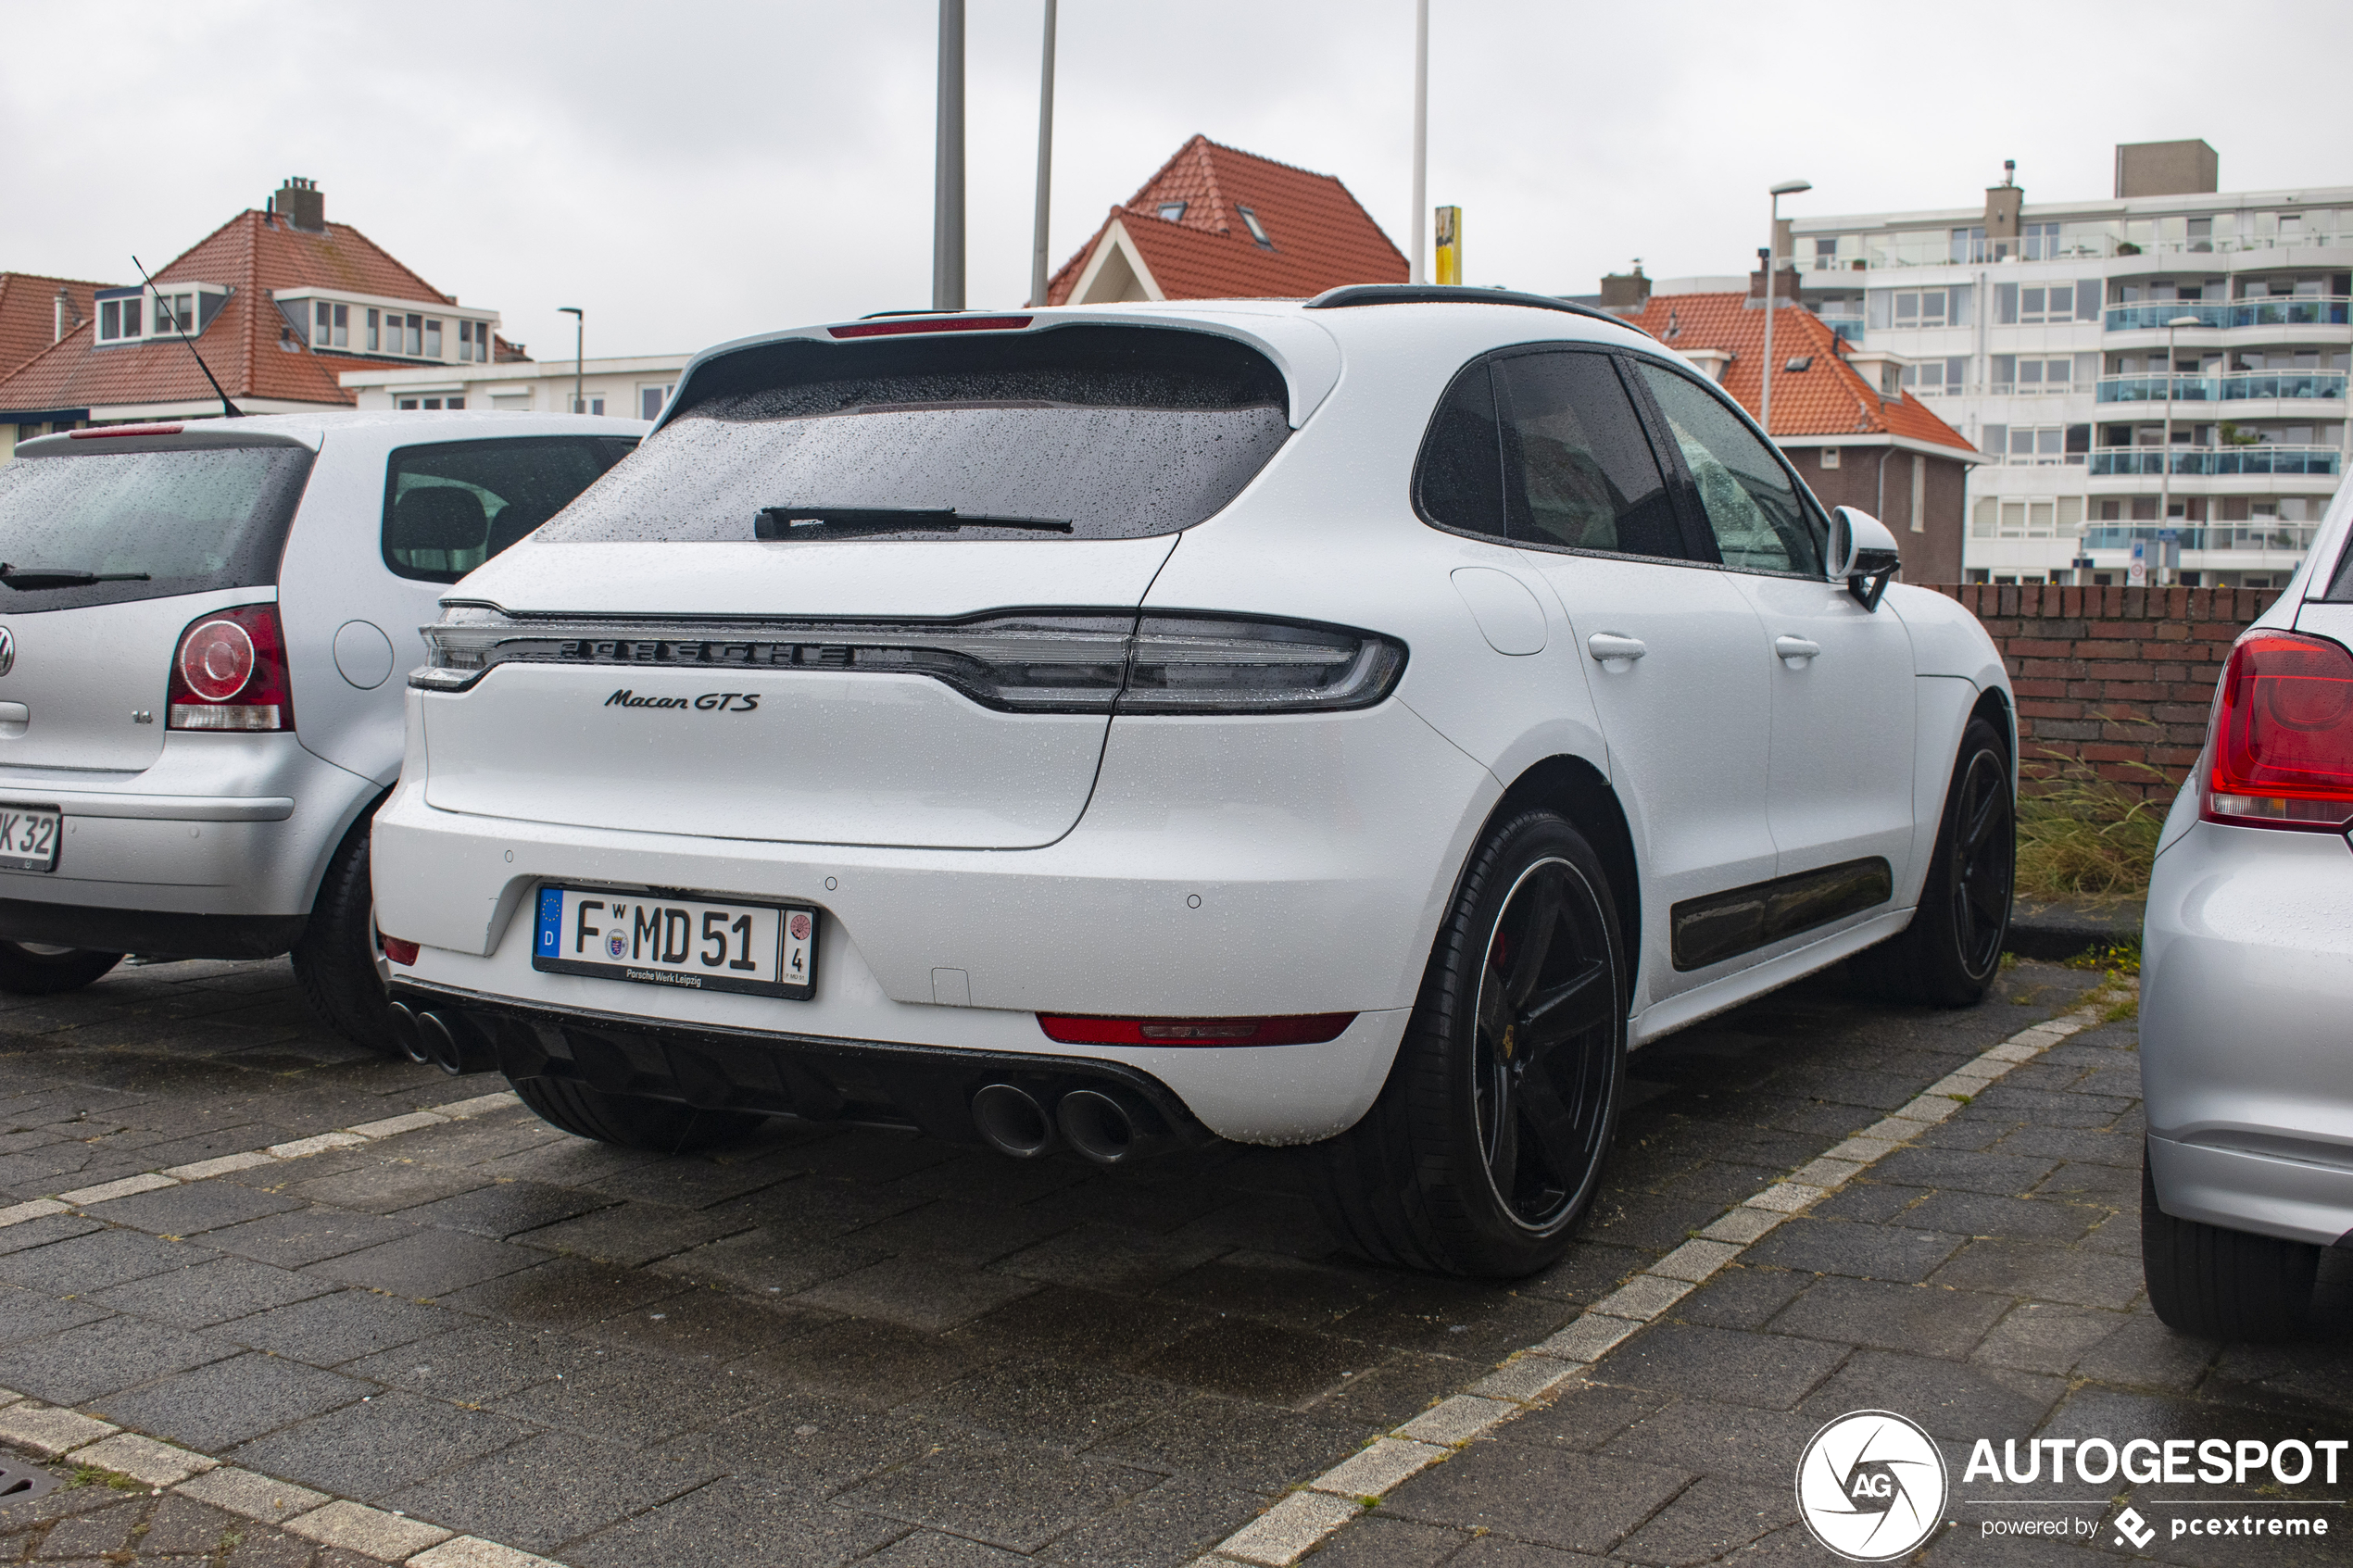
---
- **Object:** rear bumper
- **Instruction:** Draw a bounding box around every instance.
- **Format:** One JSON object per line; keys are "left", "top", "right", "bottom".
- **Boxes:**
{"left": 0, "top": 734, "right": 379, "bottom": 929}
{"left": 392, "top": 976, "right": 1216, "bottom": 1154}
{"left": 2141, "top": 817, "right": 2353, "bottom": 1246}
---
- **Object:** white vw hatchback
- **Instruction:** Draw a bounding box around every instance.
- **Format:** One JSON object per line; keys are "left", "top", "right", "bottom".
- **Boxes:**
{"left": 374, "top": 290, "right": 2016, "bottom": 1276}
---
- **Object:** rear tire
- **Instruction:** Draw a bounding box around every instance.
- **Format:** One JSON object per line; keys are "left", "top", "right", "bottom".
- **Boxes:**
{"left": 511, "top": 1074, "right": 766, "bottom": 1153}
{"left": 0, "top": 942, "right": 121, "bottom": 996}
{"left": 2142, "top": 1154, "right": 2315, "bottom": 1342}
{"left": 290, "top": 810, "right": 401, "bottom": 1055}
{"left": 1311, "top": 809, "right": 1626, "bottom": 1278}
{"left": 1856, "top": 714, "right": 2013, "bottom": 1008}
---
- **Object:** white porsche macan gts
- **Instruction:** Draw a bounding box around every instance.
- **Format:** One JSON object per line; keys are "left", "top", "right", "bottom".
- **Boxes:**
{"left": 371, "top": 288, "right": 2017, "bottom": 1277}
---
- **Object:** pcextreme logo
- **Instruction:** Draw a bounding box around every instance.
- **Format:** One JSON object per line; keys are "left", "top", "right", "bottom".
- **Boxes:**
{"left": 1795, "top": 1410, "right": 1948, "bottom": 1562}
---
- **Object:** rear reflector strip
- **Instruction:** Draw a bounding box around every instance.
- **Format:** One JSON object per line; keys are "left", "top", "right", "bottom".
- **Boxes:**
{"left": 382, "top": 936, "right": 421, "bottom": 966}
{"left": 829, "top": 315, "right": 1032, "bottom": 339}
{"left": 1037, "top": 1013, "right": 1355, "bottom": 1047}
{"left": 69, "top": 422, "right": 183, "bottom": 438}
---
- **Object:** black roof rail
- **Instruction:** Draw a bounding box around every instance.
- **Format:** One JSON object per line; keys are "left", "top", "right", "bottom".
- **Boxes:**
{"left": 1304, "top": 284, "right": 1648, "bottom": 336}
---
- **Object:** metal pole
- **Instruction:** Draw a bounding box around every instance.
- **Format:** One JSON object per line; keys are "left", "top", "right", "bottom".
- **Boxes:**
{"left": 559, "top": 306, "right": 583, "bottom": 414}
{"left": 1029, "top": 0, "right": 1057, "bottom": 307}
{"left": 1411, "top": 0, "right": 1428, "bottom": 285}
{"left": 1758, "top": 243, "right": 1776, "bottom": 439}
{"left": 934, "top": 0, "right": 966, "bottom": 312}
{"left": 2157, "top": 320, "right": 2176, "bottom": 577}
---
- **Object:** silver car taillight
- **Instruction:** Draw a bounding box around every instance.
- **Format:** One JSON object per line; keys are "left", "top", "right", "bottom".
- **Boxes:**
{"left": 414, "top": 605, "right": 1404, "bottom": 715}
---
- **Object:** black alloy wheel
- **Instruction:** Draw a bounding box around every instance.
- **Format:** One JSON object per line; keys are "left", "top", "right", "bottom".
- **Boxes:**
{"left": 1853, "top": 714, "right": 2015, "bottom": 1008}
{"left": 1946, "top": 745, "right": 2015, "bottom": 980}
{"left": 1472, "top": 858, "right": 1620, "bottom": 1233}
{"left": 1312, "top": 809, "right": 1626, "bottom": 1277}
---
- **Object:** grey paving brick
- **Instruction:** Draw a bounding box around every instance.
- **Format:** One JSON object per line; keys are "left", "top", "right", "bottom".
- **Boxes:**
{"left": 1615, "top": 1472, "right": 1797, "bottom": 1566}
{"left": 655, "top": 1389, "right": 937, "bottom": 1489}
{"left": 1498, "top": 1378, "right": 1672, "bottom": 1451}
{"left": 585, "top": 1153, "right": 799, "bottom": 1210}
{"left": 1799, "top": 1348, "right": 2065, "bottom": 1439}
{"left": 381, "top": 1430, "right": 718, "bottom": 1551}
{"left": 221, "top": 1287, "right": 450, "bottom": 1364}
{"left": 0, "top": 1227, "right": 207, "bottom": 1292}
{"left": 301, "top": 1227, "right": 542, "bottom": 1297}
{"left": 833, "top": 1433, "right": 1163, "bottom": 1552}
{"left": 435, "top": 1255, "right": 686, "bottom": 1327}
{"left": 1277, "top": 1512, "right": 1468, "bottom": 1567}
{"left": 1767, "top": 1276, "right": 2011, "bottom": 1355}
{"left": 519, "top": 1201, "right": 764, "bottom": 1269}
{"left": 864, "top": 1531, "right": 1035, "bottom": 1566}
{"left": 339, "top": 1322, "right": 606, "bottom": 1405}
{"left": 1809, "top": 1182, "right": 1932, "bottom": 1223}
{"left": 2028, "top": 1160, "right": 2140, "bottom": 1206}
{"left": 1307, "top": 1348, "right": 1482, "bottom": 1430}
{"left": 1926, "top": 1239, "right": 2147, "bottom": 1309}
{"left": 490, "top": 1350, "right": 770, "bottom": 1447}
{"left": 1969, "top": 1301, "right": 2130, "bottom": 1375}
{"left": 95, "top": 1350, "right": 373, "bottom": 1449}
{"left": 80, "top": 1179, "right": 304, "bottom": 1236}
{"left": 1743, "top": 1219, "right": 1967, "bottom": 1284}
{"left": 990, "top": 1220, "right": 1229, "bottom": 1294}
{"left": 1602, "top": 1322, "right": 1849, "bottom": 1411}
{"left": 0, "top": 1282, "right": 108, "bottom": 1344}
{"left": 905, "top": 1355, "right": 1185, "bottom": 1449}
{"left": 0, "top": 1311, "right": 239, "bottom": 1404}
{"left": 1381, "top": 1440, "right": 1691, "bottom": 1553}
{"left": 950, "top": 1286, "right": 1212, "bottom": 1374}
{"left": 1336, "top": 1279, "right": 1579, "bottom": 1361}
{"left": 27, "top": 1495, "right": 145, "bottom": 1556}
{"left": 228, "top": 1389, "right": 534, "bottom": 1500}
{"left": 139, "top": 1493, "right": 245, "bottom": 1555}
{"left": 1034, "top": 1472, "right": 1266, "bottom": 1567}
{"left": 733, "top": 1316, "right": 1004, "bottom": 1408}
{"left": 390, "top": 1179, "right": 616, "bottom": 1238}
{"left": 1090, "top": 1393, "right": 1369, "bottom": 1493}
{"left": 578, "top": 1286, "right": 815, "bottom": 1360}
{"left": 1872, "top": 1146, "right": 2063, "bottom": 1195}
{"left": 1898, "top": 1190, "right": 2106, "bottom": 1241}
{"left": 567, "top": 1475, "right": 902, "bottom": 1568}
{"left": 91, "top": 1254, "right": 336, "bottom": 1327}
{"left": 1597, "top": 1398, "right": 1822, "bottom": 1486}
{"left": 1133, "top": 1314, "right": 1370, "bottom": 1404}
{"left": 203, "top": 1207, "right": 421, "bottom": 1268}
{"left": 1669, "top": 1265, "right": 1810, "bottom": 1330}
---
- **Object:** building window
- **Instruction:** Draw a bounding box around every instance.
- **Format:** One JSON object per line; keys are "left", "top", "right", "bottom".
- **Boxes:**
{"left": 1819, "top": 447, "right": 1840, "bottom": 469}
{"left": 638, "top": 383, "right": 674, "bottom": 420}
{"left": 1901, "top": 357, "right": 1971, "bottom": 395}
{"left": 155, "top": 293, "right": 194, "bottom": 334}
{"left": 2020, "top": 222, "right": 2061, "bottom": 260}
{"left": 573, "top": 396, "right": 605, "bottom": 416}
{"left": 1236, "top": 206, "right": 1274, "bottom": 249}
{"left": 1991, "top": 356, "right": 2076, "bottom": 394}
{"left": 1971, "top": 495, "right": 2083, "bottom": 537}
{"left": 1868, "top": 286, "right": 1971, "bottom": 330}
{"left": 312, "top": 302, "right": 348, "bottom": 349}
{"left": 1949, "top": 226, "right": 1985, "bottom": 263}
{"left": 1157, "top": 201, "right": 1187, "bottom": 222}
{"left": 99, "top": 300, "right": 120, "bottom": 341}
{"left": 424, "top": 320, "right": 443, "bottom": 359}
{"left": 459, "top": 320, "right": 494, "bottom": 363}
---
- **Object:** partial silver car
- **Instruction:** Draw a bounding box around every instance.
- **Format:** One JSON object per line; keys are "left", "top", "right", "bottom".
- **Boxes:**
{"left": 2142, "top": 482, "right": 2353, "bottom": 1340}
{"left": 0, "top": 411, "right": 642, "bottom": 1047}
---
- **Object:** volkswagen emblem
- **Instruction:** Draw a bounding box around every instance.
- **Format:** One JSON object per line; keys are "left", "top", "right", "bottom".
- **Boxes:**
{"left": 0, "top": 627, "right": 16, "bottom": 678}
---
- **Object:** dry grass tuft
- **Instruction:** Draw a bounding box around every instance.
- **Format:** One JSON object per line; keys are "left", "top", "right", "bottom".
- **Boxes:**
{"left": 2015, "top": 762, "right": 2172, "bottom": 903}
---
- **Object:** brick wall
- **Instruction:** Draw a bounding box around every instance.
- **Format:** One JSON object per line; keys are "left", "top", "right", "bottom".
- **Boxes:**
{"left": 1919, "top": 583, "right": 2282, "bottom": 797}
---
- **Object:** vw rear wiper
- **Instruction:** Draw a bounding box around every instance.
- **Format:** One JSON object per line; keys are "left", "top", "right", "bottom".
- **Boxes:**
{"left": 0, "top": 563, "right": 153, "bottom": 590}
{"left": 753, "top": 507, "right": 1073, "bottom": 540}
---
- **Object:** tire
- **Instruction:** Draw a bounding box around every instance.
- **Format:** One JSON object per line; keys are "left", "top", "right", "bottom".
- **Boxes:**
{"left": 2142, "top": 1153, "right": 2315, "bottom": 1342}
{"left": 1311, "top": 809, "right": 1627, "bottom": 1278}
{"left": 1856, "top": 714, "right": 2014, "bottom": 1008}
{"left": 290, "top": 809, "right": 401, "bottom": 1055}
{"left": 511, "top": 1074, "right": 766, "bottom": 1154}
{"left": 0, "top": 942, "right": 122, "bottom": 996}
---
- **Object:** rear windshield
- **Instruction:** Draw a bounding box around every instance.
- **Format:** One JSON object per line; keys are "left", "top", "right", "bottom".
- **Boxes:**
{"left": 384, "top": 435, "right": 637, "bottom": 583}
{"left": 536, "top": 325, "right": 1292, "bottom": 544}
{"left": 0, "top": 445, "right": 314, "bottom": 611}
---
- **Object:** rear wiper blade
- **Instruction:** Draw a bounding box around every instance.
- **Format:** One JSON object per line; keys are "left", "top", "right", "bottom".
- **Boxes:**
{"left": 0, "top": 563, "right": 152, "bottom": 590}
{"left": 753, "top": 507, "right": 1073, "bottom": 540}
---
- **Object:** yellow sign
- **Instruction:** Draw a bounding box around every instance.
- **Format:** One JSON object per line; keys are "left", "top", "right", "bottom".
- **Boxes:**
{"left": 1434, "top": 207, "right": 1461, "bottom": 286}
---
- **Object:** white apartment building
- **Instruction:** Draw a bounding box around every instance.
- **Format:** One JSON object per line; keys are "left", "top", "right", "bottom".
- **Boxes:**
{"left": 341, "top": 354, "right": 688, "bottom": 422}
{"left": 1786, "top": 141, "right": 2348, "bottom": 587}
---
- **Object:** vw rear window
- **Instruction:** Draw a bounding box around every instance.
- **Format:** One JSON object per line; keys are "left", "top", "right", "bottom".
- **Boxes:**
{"left": 536, "top": 326, "right": 1291, "bottom": 544}
{"left": 0, "top": 445, "right": 313, "bottom": 610}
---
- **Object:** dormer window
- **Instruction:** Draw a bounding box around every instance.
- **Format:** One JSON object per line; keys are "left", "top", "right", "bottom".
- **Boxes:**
{"left": 98, "top": 297, "right": 142, "bottom": 341}
{"left": 275, "top": 288, "right": 497, "bottom": 362}
{"left": 1157, "top": 201, "right": 1188, "bottom": 222}
{"left": 459, "top": 320, "right": 490, "bottom": 363}
{"left": 1236, "top": 205, "right": 1273, "bottom": 249}
{"left": 313, "top": 302, "right": 349, "bottom": 349}
{"left": 94, "top": 282, "right": 229, "bottom": 345}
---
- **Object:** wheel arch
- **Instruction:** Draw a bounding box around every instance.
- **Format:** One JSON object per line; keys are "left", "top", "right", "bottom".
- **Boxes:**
{"left": 1492, "top": 754, "right": 1642, "bottom": 1000}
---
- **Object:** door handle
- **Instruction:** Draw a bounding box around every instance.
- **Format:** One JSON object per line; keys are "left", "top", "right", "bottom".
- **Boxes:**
{"left": 1586, "top": 633, "right": 1647, "bottom": 667}
{"left": 1774, "top": 635, "right": 1822, "bottom": 667}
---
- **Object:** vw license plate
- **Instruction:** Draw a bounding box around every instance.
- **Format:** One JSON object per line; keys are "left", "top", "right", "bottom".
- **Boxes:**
{"left": 533, "top": 886, "right": 816, "bottom": 1000}
{"left": 0, "top": 806, "right": 61, "bottom": 872}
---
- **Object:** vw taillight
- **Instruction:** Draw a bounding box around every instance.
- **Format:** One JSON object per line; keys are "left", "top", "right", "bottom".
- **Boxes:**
{"left": 169, "top": 605, "right": 296, "bottom": 732}
{"left": 2202, "top": 629, "right": 2353, "bottom": 831}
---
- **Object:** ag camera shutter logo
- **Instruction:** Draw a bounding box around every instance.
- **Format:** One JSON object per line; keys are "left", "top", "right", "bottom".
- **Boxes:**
{"left": 1796, "top": 1410, "right": 1948, "bottom": 1561}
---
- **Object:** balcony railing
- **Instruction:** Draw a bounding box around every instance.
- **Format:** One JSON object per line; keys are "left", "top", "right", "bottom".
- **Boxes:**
{"left": 1819, "top": 230, "right": 2353, "bottom": 271}
{"left": 2106, "top": 298, "right": 2351, "bottom": 332}
{"left": 2088, "top": 445, "right": 2342, "bottom": 476}
{"left": 2096, "top": 370, "right": 2349, "bottom": 403}
{"left": 2081, "top": 524, "right": 2321, "bottom": 553}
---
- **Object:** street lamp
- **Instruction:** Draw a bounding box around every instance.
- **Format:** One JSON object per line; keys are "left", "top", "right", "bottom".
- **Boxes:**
{"left": 558, "top": 307, "right": 583, "bottom": 414}
{"left": 2155, "top": 312, "right": 2203, "bottom": 580}
{"left": 1759, "top": 178, "right": 1811, "bottom": 440}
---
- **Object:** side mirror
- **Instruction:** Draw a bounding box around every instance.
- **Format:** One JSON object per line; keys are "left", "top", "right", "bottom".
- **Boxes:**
{"left": 1828, "top": 506, "right": 1903, "bottom": 611}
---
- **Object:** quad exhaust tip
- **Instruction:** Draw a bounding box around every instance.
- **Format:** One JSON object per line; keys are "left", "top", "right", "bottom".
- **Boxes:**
{"left": 391, "top": 1004, "right": 497, "bottom": 1077}
{"left": 1056, "top": 1087, "right": 1139, "bottom": 1165}
{"left": 971, "top": 1082, "right": 1167, "bottom": 1166}
{"left": 971, "top": 1083, "right": 1056, "bottom": 1159}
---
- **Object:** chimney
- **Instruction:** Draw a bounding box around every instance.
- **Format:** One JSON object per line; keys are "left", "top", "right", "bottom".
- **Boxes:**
{"left": 269, "top": 176, "right": 326, "bottom": 232}
{"left": 53, "top": 288, "right": 70, "bottom": 343}
{"left": 1983, "top": 162, "right": 2023, "bottom": 250}
{"left": 1599, "top": 263, "right": 1651, "bottom": 312}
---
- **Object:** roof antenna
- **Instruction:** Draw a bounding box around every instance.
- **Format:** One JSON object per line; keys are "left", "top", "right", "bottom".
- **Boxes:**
{"left": 130, "top": 255, "right": 241, "bottom": 418}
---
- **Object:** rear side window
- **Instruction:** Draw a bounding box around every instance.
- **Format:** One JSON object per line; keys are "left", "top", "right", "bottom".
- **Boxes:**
{"left": 1494, "top": 352, "right": 1681, "bottom": 557}
{"left": 536, "top": 326, "right": 1291, "bottom": 544}
{"left": 0, "top": 445, "right": 313, "bottom": 611}
{"left": 1415, "top": 364, "right": 1507, "bottom": 536}
{"left": 384, "top": 436, "right": 637, "bottom": 583}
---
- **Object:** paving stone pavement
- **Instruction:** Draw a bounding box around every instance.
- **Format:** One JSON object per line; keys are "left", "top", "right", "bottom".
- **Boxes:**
{"left": 2, "top": 952, "right": 2314, "bottom": 1565}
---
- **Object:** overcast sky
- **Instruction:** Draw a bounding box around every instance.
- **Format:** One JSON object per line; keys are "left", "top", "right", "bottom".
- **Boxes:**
{"left": 6, "top": 0, "right": 2348, "bottom": 364}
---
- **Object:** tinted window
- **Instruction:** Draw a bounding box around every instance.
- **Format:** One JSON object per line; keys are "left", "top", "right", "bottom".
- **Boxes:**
{"left": 2325, "top": 538, "right": 2353, "bottom": 602}
{"left": 538, "top": 326, "right": 1290, "bottom": 544}
{"left": 1414, "top": 363, "right": 1506, "bottom": 536}
{"left": 384, "top": 436, "right": 636, "bottom": 583}
{"left": 1495, "top": 352, "right": 1682, "bottom": 558}
{"left": 1633, "top": 361, "right": 1824, "bottom": 576}
{"left": 0, "top": 444, "right": 313, "bottom": 611}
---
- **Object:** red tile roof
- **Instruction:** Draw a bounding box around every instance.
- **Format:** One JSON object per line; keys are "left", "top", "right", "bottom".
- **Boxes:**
{"left": 1046, "top": 135, "right": 1406, "bottom": 305}
{"left": 0, "top": 275, "right": 117, "bottom": 385}
{"left": 1622, "top": 291, "right": 1977, "bottom": 453}
{"left": 0, "top": 209, "right": 506, "bottom": 416}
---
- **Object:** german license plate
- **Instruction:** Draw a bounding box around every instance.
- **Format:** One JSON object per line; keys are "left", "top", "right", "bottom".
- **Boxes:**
{"left": 532, "top": 886, "right": 816, "bottom": 1000}
{"left": 0, "top": 805, "right": 61, "bottom": 872}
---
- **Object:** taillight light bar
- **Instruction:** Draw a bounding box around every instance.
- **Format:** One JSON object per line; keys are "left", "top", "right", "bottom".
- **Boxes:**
{"left": 69, "top": 422, "right": 183, "bottom": 439}
{"left": 1038, "top": 1013, "right": 1355, "bottom": 1046}
{"left": 167, "top": 604, "right": 296, "bottom": 732}
{"left": 828, "top": 315, "right": 1032, "bottom": 339}
{"left": 2201, "top": 628, "right": 2353, "bottom": 831}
